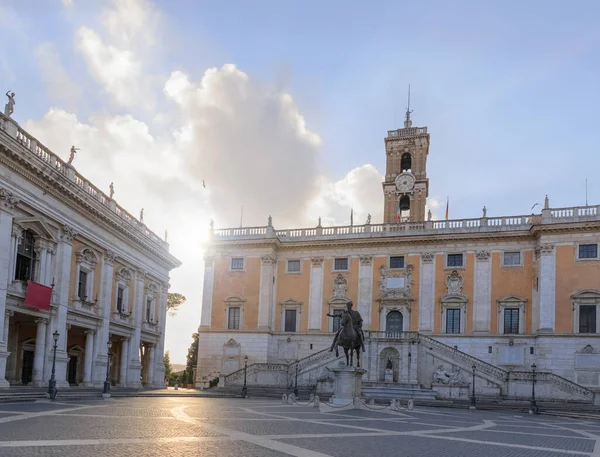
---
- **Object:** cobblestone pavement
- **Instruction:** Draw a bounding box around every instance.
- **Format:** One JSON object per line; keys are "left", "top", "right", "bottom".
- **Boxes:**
{"left": 0, "top": 397, "right": 598, "bottom": 456}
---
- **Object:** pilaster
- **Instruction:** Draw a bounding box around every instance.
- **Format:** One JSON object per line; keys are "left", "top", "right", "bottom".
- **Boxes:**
{"left": 258, "top": 254, "right": 276, "bottom": 330}
{"left": 418, "top": 252, "right": 435, "bottom": 333}
{"left": 358, "top": 255, "right": 373, "bottom": 330}
{"left": 536, "top": 243, "right": 556, "bottom": 333}
{"left": 128, "top": 269, "right": 144, "bottom": 387}
{"left": 93, "top": 252, "right": 115, "bottom": 384}
{"left": 200, "top": 255, "right": 214, "bottom": 329}
{"left": 308, "top": 257, "right": 324, "bottom": 332}
{"left": 82, "top": 330, "right": 95, "bottom": 386}
{"left": 473, "top": 250, "right": 491, "bottom": 334}
{"left": 32, "top": 318, "right": 47, "bottom": 386}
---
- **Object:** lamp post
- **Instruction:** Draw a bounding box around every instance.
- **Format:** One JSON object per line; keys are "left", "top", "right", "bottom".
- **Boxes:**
{"left": 294, "top": 361, "right": 299, "bottom": 397}
{"left": 241, "top": 355, "right": 248, "bottom": 398}
{"left": 102, "top": 340, "right": 112, "bottom": 398}
{"left": 47, "top": 331, "right": 59, "bottom": 400}
{"left": 470, "top": 364, "right": 476, "bottom": 409}
{"left": 530, "top": 363, "right": 538, "bottom": 414}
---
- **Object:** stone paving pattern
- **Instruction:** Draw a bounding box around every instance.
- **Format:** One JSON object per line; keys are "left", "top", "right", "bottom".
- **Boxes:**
{"left": 0, "top": 397, "right": 598, "bottom": 456}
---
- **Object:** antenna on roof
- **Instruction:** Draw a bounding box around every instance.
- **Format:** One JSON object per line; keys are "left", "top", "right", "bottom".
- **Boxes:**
{"left": 404, "top": 84, "right": 413, "bottom": 128}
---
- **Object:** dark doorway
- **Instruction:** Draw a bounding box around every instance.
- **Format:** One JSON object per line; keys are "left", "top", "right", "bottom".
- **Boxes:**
{"left": 21, "top": 350, "right": 34, "bottom": 385}
{"left": 68, "top": 356, "right": 78, "bottom": 385}
{"left": 386, "top": 311, "right": 404, "bottom": 335}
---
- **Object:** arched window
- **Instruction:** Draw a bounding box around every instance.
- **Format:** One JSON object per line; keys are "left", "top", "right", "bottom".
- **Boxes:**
{"left": 386, "top": 311, "right": 404, "bottom": 335}
{"left": 399, "top": 196, "right": 411, "bottom": 221}
{"left": 15, "top": 230, "right": 36, "bottom": 281}
{"left": 401, "top": 153, "right": 412, "bottom": 172}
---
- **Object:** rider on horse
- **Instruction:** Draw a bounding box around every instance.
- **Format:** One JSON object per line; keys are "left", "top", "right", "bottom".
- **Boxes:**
{"left": 327, "top": 301, "right": 366, "bottom": 353}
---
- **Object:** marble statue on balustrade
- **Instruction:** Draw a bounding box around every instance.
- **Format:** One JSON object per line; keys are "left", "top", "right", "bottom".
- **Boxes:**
{"left": 140, "top": 208, "right": 144, "bottom": 222}
{"left": 67, "top": 146, "right": 79, "bottom": 165}
{"left": 268, "top": 214, "right": 272, "bottom": 226}
{"left": 366, "top": 213, "right": 371, "bottom": 225}
{"left": 210, "top": 219, "right": 214, "bottom": 230}
{"left": 317, "top": 216, "right": 322, "bottom": 227}
{"left": 432, "top": 365, "right": 465, "bottom": 385}
{"left": 164, "top": 229, "right": 168, "bottom": 242}
{"left": 427, "top": 209, "right": 432, "bottom": 221}
{"left": 109, "top": 182, "right": 114, "bottom": 199}
{"left": 482, "top": 206, "right": 487, "bottom": 217}
{"left": 4, "top": 90, "right": 15, "bottom": 117}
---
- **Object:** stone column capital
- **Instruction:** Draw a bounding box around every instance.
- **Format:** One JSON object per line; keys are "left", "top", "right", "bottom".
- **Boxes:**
{"left": 475, "top": 250, "right": 491, "bottom": 261}
{"left": 359, "top": 255, "right": 373, "bottom": 266}
{"left": 105, "top": 250, "right": 118, "bottom": 265}
{"left": 0, "top": 188, "right": 19, "bottom": 213}
{"left": 203, "top": 254, "right": 214, "bottom": 267}
{"left": 310, "top": 257, "right": 324, "bottom": 267}
{"left": 261, "top": 254, "right": 277, "bottom": 265}
{"left": 61, "top": 225, "right": 77, "bottom": 244}
{"left": 34, "top": 318, "right": 48, "bottom": 325}
{"left": 84, "top": 329, "right": 96, "bottom": 335}
{"left": 421, "top": 252, "right": 435, "bottom": 263}
{"left": 5, "top": 310, "right": 14, "bottom": 318}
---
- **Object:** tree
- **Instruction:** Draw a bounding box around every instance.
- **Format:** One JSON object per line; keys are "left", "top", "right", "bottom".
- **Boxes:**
{"left": 186, "top": 332, "right": 199, "bottom": 373}
{"left": 167, "top": 293, "right": 187, "bottom": 316}
{"left": 164, "top": 351, "right": 173, "bottom": 379}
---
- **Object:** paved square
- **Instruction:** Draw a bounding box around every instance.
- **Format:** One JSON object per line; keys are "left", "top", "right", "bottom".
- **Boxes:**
{"left": 0, "top": 397, "right": 598, "bottom": 456}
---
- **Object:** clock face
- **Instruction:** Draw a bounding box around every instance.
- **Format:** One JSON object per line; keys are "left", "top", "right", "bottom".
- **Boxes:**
{"left": 395, "top": 173, "right": 415, "bottom": 192}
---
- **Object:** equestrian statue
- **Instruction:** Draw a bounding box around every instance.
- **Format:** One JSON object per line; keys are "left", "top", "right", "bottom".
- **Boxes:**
{"left": 327, "top": 301, "right": 365, "bottom": 367}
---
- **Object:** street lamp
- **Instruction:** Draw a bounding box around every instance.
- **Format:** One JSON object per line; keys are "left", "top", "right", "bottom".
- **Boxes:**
{"left": 470, "top": 364, "right": 476, "bottom": 408}
{"left": 241, "top": 355, "right": 248, "bottom": 398}
{"left": 47, "top": 331, "right": 59, "bottom": 400}
{"left": 294, "top": 361, "right": 299, "bottom": 397}
{"left": 530, "top": 363, "right": 538, "bottom": 414}
{"left": 102, "top": 340, "right": 112, "bottom": 398}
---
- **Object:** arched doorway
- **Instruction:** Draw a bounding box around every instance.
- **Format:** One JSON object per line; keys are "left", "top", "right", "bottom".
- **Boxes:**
{"left": 379, "top": 347, "right": 400, "bottom": 382}
{"left": 386, "top": 311, "right": 404, "bottom": 336}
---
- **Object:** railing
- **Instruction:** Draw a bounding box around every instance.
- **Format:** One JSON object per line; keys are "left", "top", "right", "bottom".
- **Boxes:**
{"left": 387, "top": 127, "right": 428, "bottom": 138}
{"left": 0, "top": 113, "right": 168, "bottom": 249}
{"left": 418, "top": 334, "right": 508, "bottom": 382}
{"left": 368, "top": 331, "right": 419, "bottom": 341}
{"left": 551, "top": 205, "right": 599, "bottom": 219}
{"left": 509, "top": 371, "right": 595, "bottom": 401}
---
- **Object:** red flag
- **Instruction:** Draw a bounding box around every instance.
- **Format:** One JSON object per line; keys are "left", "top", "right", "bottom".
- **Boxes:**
{"left": 24, "top": 281, "right": 52, "bottom": 311}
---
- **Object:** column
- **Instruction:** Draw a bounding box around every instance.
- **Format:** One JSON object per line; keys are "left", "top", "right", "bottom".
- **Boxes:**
{"left": 32, "top": 319, "right": 47, "bottom": 385}
{"left": 3, "top": 310, "right": 12, "bottom": 344}
{"left": 473, "top": 250, "right": 492, "bottom": 333}
{"left": 93, "top": 251, "right": 116, "bottom": 384}
{"left": 199, "top": 255, "right": 214, "bottom": 329}
{"left": 358, "top": 255, "right": 373, "bottom": 330}
{"left": 7, "top": 225, "right": 22, "bottom": 286}
{"left": 82, "top": 330, "right": 95, "bottom": 386}
{"left": 51, "top": 225, "right": 76, "bottom": 387}
{"left": 258, "top": 254, "right": 276, "bottom": 330}
{"left": 537, "top": 243, "right": 556, "bottom": 333}
{"left": 0, "top": 189, "right": 18, "bottom": 388}
{"left": 418, "top": 252, "right": 435, "bottom": 333}
{"left": 308, "top": 257, "right": 324, "bottom": 332}
{"left": 128, "top": 270, "right": 144, "bottom": 387}
{"left": 153, "top": 283, "right": 168, "bottom": 387}
{"left": 119, "top": 337, "right": 129, "bottom": 386}
{"left": 147, "top": 344, "right": 155, "bottom": 386}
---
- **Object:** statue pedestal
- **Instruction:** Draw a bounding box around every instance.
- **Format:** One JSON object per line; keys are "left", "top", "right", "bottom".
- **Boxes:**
{"left": 384, "top": 369, "right": 393, "bottom": 383}
{"left": 328, "top": 366, "right": 366, "bottom": 406}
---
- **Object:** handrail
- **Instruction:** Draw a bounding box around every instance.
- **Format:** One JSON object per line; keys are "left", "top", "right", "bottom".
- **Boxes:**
{"left": 509, "top": 371, "right": 595, "bottom": 400}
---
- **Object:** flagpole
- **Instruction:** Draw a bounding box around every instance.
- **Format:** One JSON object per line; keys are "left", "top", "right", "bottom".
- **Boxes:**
{"left": 586, "top": 178, "right": 588, "bottom": 206}
{"left": 240, "top": 205, "right": 244, "bottom": 228}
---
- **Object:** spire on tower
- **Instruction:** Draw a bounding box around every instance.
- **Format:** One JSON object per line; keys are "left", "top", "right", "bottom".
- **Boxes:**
{"left": 404, "top": 84, "right": 413, "bottom": 128}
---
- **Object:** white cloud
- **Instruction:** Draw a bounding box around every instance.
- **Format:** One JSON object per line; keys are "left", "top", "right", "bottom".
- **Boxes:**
{"left": 61, "top": 0, "right": 74, "bottom": 7}
{"left": 35, "top": 42, "right": 82, "bottom": 108}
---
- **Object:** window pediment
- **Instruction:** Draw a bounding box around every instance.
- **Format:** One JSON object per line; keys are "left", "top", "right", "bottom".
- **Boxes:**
{"left": 497, "top": 295, "right": 528, "bottom": 304}
{"left": 13, "top": 217, "right": 56, "bottom": 242}
{"left": 116, "top": 267, "right": 132, "bottom": 284}
{"left": 225, "top": 295, "right": 245, "bottom": 307}
{"left": 440, "top": 293, "right": 468, "bottom": 304}
{"left": 76, "top": 247, "right": 98, "bottom": 267}
{"left": 571, "top": 290, "right": 600, "bottom": 302}
{"left": 280, "top": 298, "right": 302, "bottom": 308}
{"left": 145, "top": 282, "right": 159, "bottom": 296}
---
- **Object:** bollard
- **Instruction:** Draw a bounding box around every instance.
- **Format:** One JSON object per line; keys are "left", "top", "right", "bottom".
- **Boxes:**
{"left": 282, "top": 393, "right": 288, "bottom": 404}
{"left": 369, "top": 398, "right": 375, "bottom": 405}
{"left": 313, "top": 395, "right": 320, "bottom": 407}
{"left": 407, "top": 399, "right": 414, "bottom": 410}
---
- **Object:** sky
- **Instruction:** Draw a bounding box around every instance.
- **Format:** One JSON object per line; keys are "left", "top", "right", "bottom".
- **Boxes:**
{"left": 1, "top": 0, "right": 600, "bottom": 363}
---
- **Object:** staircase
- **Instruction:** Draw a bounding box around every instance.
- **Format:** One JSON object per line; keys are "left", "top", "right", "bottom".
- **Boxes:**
{"left": 362, "top": 382, "right": 437, "bottom": 400}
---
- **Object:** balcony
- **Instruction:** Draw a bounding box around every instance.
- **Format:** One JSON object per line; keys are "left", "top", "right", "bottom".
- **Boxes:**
{"left": 142, "top": 320, "right": 159, "bottom": 333}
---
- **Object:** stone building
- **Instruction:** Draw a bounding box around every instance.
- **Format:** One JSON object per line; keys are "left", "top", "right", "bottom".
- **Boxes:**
{"left": 197, "top": 110, "right": 600, "bottom": 403}
{"left": 0, "top": 112, "right": 181, "bottom": 388}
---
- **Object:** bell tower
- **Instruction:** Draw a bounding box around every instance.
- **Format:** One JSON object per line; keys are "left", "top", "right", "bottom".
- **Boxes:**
{"left": 382, "top": 88, "right": 430, "bottom": 223}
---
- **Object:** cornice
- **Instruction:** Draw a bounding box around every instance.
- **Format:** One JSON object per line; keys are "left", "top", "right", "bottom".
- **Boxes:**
{"left": 0, "top": 144, "right": 181, "bottom": 270}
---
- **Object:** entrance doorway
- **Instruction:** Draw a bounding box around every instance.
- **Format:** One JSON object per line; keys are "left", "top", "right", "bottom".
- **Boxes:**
{"left": 21, "top": 350, "right": 34, "bottom": 385}
{"left": 386, "top": 311, "right": 404, "bottom": 335}
{"left": 68, "top": 356, "right": 78, "bottom": 385}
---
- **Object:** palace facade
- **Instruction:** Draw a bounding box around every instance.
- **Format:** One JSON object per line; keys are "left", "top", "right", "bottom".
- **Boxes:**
{"left": 0, "top": 112, "right": 181, "bottom": 388}
{"left": 196, "top": 112, "right": 600, "bottom": 402}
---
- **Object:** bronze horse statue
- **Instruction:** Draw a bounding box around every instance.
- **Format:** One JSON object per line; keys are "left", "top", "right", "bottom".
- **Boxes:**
{"left": 335, "top": 311, "right": 361, "bottom": 367}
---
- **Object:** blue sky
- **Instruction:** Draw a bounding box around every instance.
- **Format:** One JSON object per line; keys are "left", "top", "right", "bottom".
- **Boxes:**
{"left": 2, "top": 0, "right": 600, "bottom": 361}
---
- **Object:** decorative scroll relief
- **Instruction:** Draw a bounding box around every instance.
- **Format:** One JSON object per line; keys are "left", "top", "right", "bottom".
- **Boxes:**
{"left": 311, "top": 257, "right": 323, "bottom": 267}
{"left": 535, "top": 243, "right": 554, "bottom": 258}
{"left": 445, "top": 270, "right": 463, "bottom": 295}
{"left": 261, "top": 254, "right": 277, "bottom": 265}
{"left": 421, "top": 252, "right": 435, "bottom": 263}
{"left": 475, "top": 250, "right": 490, "bottom": 261}
{"left": 61, "top": 225, "right": 77, "bottom": 243}
{"left": 0, "top": 188, "right": 19, "bottom": 211}
{"left": 105, "top": 250, "right": 118, "bottom": 265}
{"left": 76, "top": 247, "right": 98, "bottom": 267}
{"left": 379, "top": 264, "right": 413, "bottom": 299}
{"left": 333, "top": 274, "right": 348, "bottom": 298}
{"left": 359, "top": 255, "right": 373, "bottom": 266}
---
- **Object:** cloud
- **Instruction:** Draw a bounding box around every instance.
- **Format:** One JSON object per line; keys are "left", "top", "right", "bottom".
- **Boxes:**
{"left": 35, "top": 42, "right": 82, "bottom": 108}
{"left": 61, "top": 0, "right": 74, "bottom": 7}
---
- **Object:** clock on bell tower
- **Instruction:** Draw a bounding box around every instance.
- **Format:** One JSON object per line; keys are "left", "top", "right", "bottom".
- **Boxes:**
{"left": 382, "top": 98, "right": 430, "bottom": 223}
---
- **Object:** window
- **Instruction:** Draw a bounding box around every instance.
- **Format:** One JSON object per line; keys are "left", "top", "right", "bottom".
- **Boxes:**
{"left": 386, "top": 311, "right": 404, "bottom": 334}
{"left": 228, "top": 307, "right": 241, "bottom": 330}
{"left": 78, "top": 270, "right": 88, "bottom": 300}
{"left": 332, "top": 309, "right": 344, "bottom": 332}
{"left": 447, "top": 254, "right": 463, "bottom": 268}
{"left": 400, "top": 153, "right": 412, "bottom": 172}
{"left": 146, "top": 299, "right": 153, "bottom": 322}
{"left": 389, "top": 256, "right": 405, "bottom": 269}
{"left": 287, "top": 260, "right": 301, "bottom": 273}
{"left": 445, "top": 309, "right": 461, "bottom": 334}
{"left": 284, "top": 309, "right": 297, "bottom": 332}
{"left": 15, "top": 230, "right": 36, "bottom": 281}
{"left": 117, "top": 287, "right": 124, "bottom": 313}
{"left": 231, "top": 258, "right": 244, "bottom": 270}
{"left": 334, "top": 258, "right": 348, "bottom": 271}
{"left": 503, "top": 308, "right": 520, "bottom": 334}
{"left": 579, "top": 305, "right": 597, "bottom": 333}
{"left": 503, "top": 252, "right": 521, "bottom": 266}
{"left": 579, "top": 244, "right": 598, "bottom": 259}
